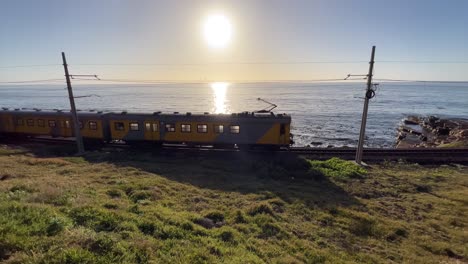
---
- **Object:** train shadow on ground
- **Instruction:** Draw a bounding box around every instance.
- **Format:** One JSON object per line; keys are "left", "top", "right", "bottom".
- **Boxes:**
{"left": 5, "top": 141, "right": 361, "bottom": 210}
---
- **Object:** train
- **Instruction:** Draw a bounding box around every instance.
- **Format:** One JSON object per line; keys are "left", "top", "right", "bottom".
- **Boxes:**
{"left": 0, "top": 108, "right": 292, "bottom": 148}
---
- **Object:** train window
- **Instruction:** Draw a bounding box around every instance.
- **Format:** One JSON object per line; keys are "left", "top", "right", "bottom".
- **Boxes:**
{"left": 79, "top": 121, "right": 83, "bottom": 129}
{"left": 230, "top": 125, "right": 240, "bottom": 134}
{"left": 27, "top": 119, "right": 34, "bottom": 126}
{"left": 17, "top": 119, "right": 24, "bottom": 126}
{"left": 165, "top": 123, "right": 175, "bottom": 132}
{"left": 280, "top": 124, "right": 286, "bottom": 135}
{"left": 197, "top": 124, "right": 208, "bottom": 133}
{"left": 181, "top": 124, "right": 191, "bottom": 133}
{"left": 38, "top": 119, "right": 45, "bottom": 127}
{"left": 115, "top": 122, "right": 125, "bottom": 131}
{"left": 145, "top": 122, "right": 151, "bottom": 131}
{"left": 89, "top": 121, "right": 97, "bottom": 130}
{"left": 48, "top": 120, "right": 56, "bottom": 127}
{"left": 65, "top": 120, "right": 70, "bottom": 128}
{"left": 214, "top": 125, "right": 224, "bottom": 134}
{"left": 130, "top": 122, "right": 139, "bottom": 131}
{"left": 152, "top": 123, "right": 158, "bottom": 132}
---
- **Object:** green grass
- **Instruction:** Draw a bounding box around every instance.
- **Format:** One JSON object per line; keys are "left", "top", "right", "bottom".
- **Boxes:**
{"left": 0, "top": 145, "right": 467, "bottom": 263}
{"left": 438, "top": 140, "right": 468, "bottom": 148}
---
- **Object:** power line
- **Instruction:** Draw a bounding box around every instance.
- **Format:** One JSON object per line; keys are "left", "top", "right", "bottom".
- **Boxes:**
{"left": 0, "top": 79, "right": 64, "bottom": 84}
{"left": 0, "top": 64, "right": 60, "bottom": 69}
{"left": 375, "top": 78, "right": 468, "bottom": 83}
{"left": 70, "top": 60, "right": 468, "bottom": 66}
{"left": 1, "top": 77, "right": 468, "bottom": 85}
{"left": 377, "top": 60, "right": 468, "bottom": 64}
{"left": 1, "top": 60, "right": 467, "bottom": 69}
{"left": 71, "top": 61, "right": 368, "bottom": 66}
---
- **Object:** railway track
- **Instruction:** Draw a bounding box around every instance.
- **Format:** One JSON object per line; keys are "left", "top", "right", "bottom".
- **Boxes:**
{"left": 2, "top": 137, "right": 467, "bottom": 163}
{"left": 289, "top": 147, "right": 468, "bottom": 162}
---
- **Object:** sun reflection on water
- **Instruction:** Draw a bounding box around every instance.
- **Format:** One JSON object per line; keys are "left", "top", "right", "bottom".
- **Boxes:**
{"left": 211, "top": 82, "right": 229, "bottom": 114}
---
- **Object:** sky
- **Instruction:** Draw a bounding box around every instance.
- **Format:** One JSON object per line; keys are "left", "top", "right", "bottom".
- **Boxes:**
{"left": 1, "top": 0, "right": 468, "bottom": 82}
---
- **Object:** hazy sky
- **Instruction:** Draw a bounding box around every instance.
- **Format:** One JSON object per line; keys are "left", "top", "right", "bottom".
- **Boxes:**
{"left": 1, "top": 0, "right": 467, "bottom": 82}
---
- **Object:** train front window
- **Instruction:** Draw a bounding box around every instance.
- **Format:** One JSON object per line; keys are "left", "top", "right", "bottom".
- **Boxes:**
{"left": 27, "top": 119, "right": 34, "bottom": 126}
{"left": 89, "top": 121, "right": 97, "bottom": 130}
{"left": 214, "top": 125, "right": 224, "bottom": 134}
{"left": 197, "top": 124, "right": 208, "bottom": 133}
{"left": 115, "top": 122, "right": 125, "bottom": 131}
{"left": 165, "top": 124, "right": 175, "bottom": 132}
{"left": 230, "top": 125, "right": 240, "bottom": 134}
{"left": 181, "top": 124, "right": 191, "bottom": 133}
{"left": 48, "top": 120, "right": 56, "bottom": 127}
{"left": 130, "top": 122, "right": 139, "bottom": 131}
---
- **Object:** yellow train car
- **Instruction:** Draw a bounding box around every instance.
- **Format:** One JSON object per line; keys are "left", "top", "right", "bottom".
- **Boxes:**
{"left": 1, "top": 109, "right": 292, "bottom": 148}
{"left": 107, "top": 112, "right": 291, "bottom": 147}
{"left": 0, "top": 109, "right": 107, "bottom": 140}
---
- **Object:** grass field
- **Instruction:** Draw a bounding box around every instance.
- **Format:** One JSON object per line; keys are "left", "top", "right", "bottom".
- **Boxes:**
{"left": 0, "top": 144, "right": 467, "bottom": 263}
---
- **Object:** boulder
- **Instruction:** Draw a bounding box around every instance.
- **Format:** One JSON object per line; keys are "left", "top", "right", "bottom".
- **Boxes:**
{"left": 436, "top": 127, "right": 450, "bottom": 136}
{"left": 404, "top": 116, "right": 420, "bottom": 125}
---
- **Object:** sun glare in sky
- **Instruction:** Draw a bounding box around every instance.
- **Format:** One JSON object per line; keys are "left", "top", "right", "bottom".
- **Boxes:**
{"left": 203, "top": 14, "right": 232, "bottom": 49}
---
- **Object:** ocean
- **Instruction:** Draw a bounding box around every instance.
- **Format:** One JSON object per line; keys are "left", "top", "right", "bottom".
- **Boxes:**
{"left": 0, "top": 82, "right": 467, "bottom": 147}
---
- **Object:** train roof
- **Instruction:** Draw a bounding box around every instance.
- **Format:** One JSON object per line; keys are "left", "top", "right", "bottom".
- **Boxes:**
{"left": 0, "top": 108, "right": 291, "bottom": 120}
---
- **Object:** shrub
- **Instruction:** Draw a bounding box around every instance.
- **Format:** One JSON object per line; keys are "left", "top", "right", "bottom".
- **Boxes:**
{"left": 88, "top": 234, "right": 116, "bottom": 255}
{"left": 10, "top": 185, "right": 35, "bottom": 193}
{"left": 129, "top": 205, "right": 142, "bottom": 215}
{"left": 69, "top": 207, "right": 119, "bottom": 232}
{"left": 130, "top": 190, "right": 152, "bottom": 203}
{"left": 154, "top": 225, "right": 185, "bottom": 240}
{"left": 349, "top": 217, "right": 378, "bottom": 237}
{"left": 138, "top": 222, "right": 156, "bottom": 235}
{"left": 106, "top": 189, "right": 124, "bottom": 198}
{"left": 46, "top": 216, "right": 70, "bottom": 236}
{"left": 103, "top": 203, "right": 118, "bottom": 210}
{"left": 193, "top": 218, "right": 215, "bottom": 229}
{"left": 217, "top": 227, "right": 238, "bottom": 243}
{"left": 268, "top": 198, "right": 285, "bottom": 213}
{"left": 0, "top": 203, "right": 59, "bottom": 236}
{"left": 248, "top": 203, "right": 275, "bottom": 216}
{"left": 181, "top": 222, "right": 194, "bottom": 231}
{"left": 309, "top": 158, "right": 367, "bottom": 181}
{"left": 204, "top": 211, "right": 225, "bottom": 223}
{"left": 233, "top": 210, "right": 247, "bottom": 224}
{"left": 260, "top": 222, "right": 282, "bottom": 238}
{"left": 55, "top": 248, "right": 97, "bottom": 264}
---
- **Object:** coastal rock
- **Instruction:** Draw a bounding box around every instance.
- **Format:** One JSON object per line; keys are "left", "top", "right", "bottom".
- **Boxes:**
{"left": 396, "top": 116, "right": 468, "bottom": 148}
{"left": 436, "top": 127, "right": 450, "bottom": 136}
{"left": 404, "top": 116, "right": 420, "bottom": 125}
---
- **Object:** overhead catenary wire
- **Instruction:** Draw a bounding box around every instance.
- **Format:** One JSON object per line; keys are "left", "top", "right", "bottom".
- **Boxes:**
{"left": 1, "top": 60, "right": 468, "bottom": 69}
{"left": 0, "top": 78, "right": 64, "bottom": 84}
{"left": 374, "top": 78, "right": 468, "bottom": 83}
{"left": 0, "top": 64, "right": 60, "bottom": 69}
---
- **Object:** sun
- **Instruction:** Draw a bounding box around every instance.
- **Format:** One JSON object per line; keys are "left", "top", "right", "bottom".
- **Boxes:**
{"left": 203, "top": 14, "right": 232, "bottom": 48}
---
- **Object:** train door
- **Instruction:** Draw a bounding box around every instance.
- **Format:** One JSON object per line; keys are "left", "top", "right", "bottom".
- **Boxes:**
{"left": 144, "top": 121, "right": 159, "bottom": 141}
{"left": 279, "top": 123, "right": 287, "bottom": 145}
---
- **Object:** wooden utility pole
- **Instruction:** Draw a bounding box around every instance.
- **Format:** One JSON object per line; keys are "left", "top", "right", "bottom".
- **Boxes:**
{"left": 355, "top": 46, "right": 376, "bottom": 165}
{"left": 62, "top": 52, "right": 85, "bottom": 155}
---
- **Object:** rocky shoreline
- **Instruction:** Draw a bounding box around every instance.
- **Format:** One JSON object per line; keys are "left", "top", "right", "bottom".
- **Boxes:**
{"left": 396, "top": 116, "right": 468, "bottom": 148}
